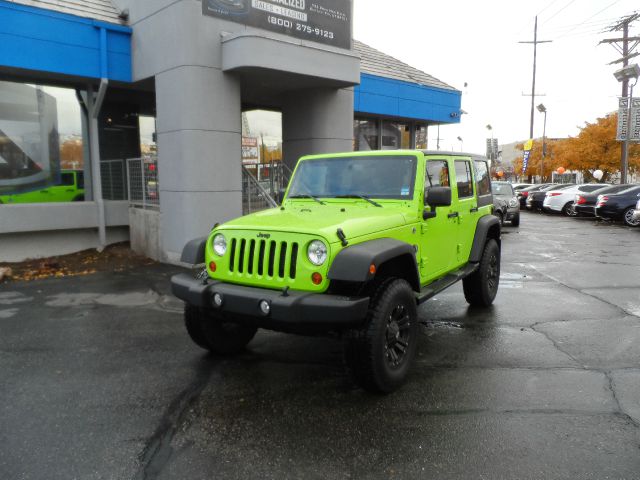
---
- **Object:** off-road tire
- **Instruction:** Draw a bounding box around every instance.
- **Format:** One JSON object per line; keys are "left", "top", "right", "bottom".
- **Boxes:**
{"left": 184, "top": 305, "right": 257, "bottom": 355}
{"left": 511, "top": 213, "right": 520, "bottom": 227}
{"left": 343, "top": 278, "right": 418, "bottom": 393}
{"left": 463, "top": 239, "right": 500, "bottom": 307}
{"left": 623, "top": 207, "right": 640, "bottom": 227}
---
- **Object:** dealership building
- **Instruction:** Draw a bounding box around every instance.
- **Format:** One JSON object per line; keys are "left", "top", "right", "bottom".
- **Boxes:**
{"left": 0, "top": 0, "right": 462, "bottom": 263}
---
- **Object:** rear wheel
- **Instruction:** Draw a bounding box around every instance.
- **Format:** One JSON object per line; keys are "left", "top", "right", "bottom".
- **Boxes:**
{"left": 184, "top": 305, "right": 257, "bottom": 355}
{"left": 562, "top": 202, "right": 576, "bottom": 216}
{"left": 344, "top": 278, "right": 418, "bottom": 393}
{"left": 463, "top": 239, "right": 500, "bottom": 307}
{"left": 511, "top": 213, "right": 520, "bottom": 227}
{"left": 623, "top": 207, "right": 640, "bottom": 227}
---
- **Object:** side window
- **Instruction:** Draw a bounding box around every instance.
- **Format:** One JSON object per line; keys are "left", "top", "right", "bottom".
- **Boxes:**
{"left": 60, "top": 173, "right": 74, "bottom": 186}
{"left": 426, "top": 160, "right": 450, "bottom": 189}
{"left": 454, "top": 160, "right": 474, "bottom": 198}
{"left": 474, "top": 160, "right": 491, "bottom": 196}
{"left": 77, "top": 171, "right": 84, "bottom": 189}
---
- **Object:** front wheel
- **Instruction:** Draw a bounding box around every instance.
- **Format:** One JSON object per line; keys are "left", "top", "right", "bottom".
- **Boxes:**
{"left": 344, "top": 279, "right": 418, "bottom": 393}
{"left": 623, "top": 207, "right": 640, "bottom": 227}
{"left": 184, "top": 305, "right": 257, "bottom": 355}
{"left": 463, "top": 239, "right": 500, "bottom": 307}
{"left": 511, "top": 213, "right": 520, "bottom": 227}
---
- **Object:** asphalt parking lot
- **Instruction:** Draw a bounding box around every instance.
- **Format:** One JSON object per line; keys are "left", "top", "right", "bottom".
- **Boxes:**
{"left": 1, "top": 212, "right": 639, "bottom": 480}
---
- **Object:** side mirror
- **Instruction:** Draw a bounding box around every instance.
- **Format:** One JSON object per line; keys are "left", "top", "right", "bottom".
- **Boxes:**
{"left": 425, "top": 186, "right": 452, "bottom": 208}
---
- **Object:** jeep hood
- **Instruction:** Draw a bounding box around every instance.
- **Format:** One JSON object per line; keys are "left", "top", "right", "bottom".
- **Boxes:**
{"left": 218, "top": 203, "right": 412, "bottom": 242}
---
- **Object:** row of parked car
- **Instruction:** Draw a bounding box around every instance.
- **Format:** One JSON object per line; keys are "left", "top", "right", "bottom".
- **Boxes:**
{"left": 513, "top": 182, "right": 640, "bottom": 227}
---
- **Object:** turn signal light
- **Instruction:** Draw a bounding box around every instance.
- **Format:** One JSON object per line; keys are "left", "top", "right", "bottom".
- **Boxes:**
{"left": 369, "top": 264, "right": 377, "bottom": 275}
{"left": 209, "top": 261, "right": 217, "bottom": 273}
{"left": 311, "top": 272, "right": 323, "bottom": 285}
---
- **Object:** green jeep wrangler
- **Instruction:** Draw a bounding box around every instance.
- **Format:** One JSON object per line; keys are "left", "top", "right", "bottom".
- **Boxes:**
{"left": 171, "top": 150, "right": 500, "bottom": 392}
{"left": 0, "top": 170, "right": 85, "bottom": 204}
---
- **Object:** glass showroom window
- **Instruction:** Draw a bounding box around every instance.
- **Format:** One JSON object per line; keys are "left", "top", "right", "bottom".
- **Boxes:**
{"left": 0, "top": 80, "right": 85, "bottom": 204}
{"left": 415, "top": 124, "right": 428, "bottom": 149}
{"left": 382, "top": 121, "right": 411, "bottom": 150}
{"left": 354, "top": 118, "right": 379, "bottom": 151}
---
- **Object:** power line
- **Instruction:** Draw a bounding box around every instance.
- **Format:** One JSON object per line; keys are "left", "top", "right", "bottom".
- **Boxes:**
{"left": 556, "top": 0, "right": 625, "bottom": 39}
{"left": 541, "top": 0, "right": 579, "bottom": 25}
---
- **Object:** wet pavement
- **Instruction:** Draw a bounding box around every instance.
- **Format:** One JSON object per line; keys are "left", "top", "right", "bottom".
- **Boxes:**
{"left": 1, "top": 212, "right": 639, "bottom": 479}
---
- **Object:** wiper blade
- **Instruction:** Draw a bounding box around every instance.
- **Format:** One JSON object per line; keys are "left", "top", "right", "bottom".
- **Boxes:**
{"left": 288, "top": 194, "right": 325, "bottom": 205}
{"left": 335, "top": 195, "right": 383, "bottom": 208}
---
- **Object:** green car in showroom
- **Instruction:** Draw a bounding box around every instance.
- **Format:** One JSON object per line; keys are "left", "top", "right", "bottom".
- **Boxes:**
{"left": 172, "top": 150, "right": 501, "bottom": 392}
{"left": 0, "top": 170, "right": 84, "bottom": 204}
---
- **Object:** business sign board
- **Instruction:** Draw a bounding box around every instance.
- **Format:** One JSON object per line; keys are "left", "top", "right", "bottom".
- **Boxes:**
{"left": 242, "top": 136, "right": 260, "bottom": 165}
{"left": 203, "top": 0, "right": 352, "bottom": 49}
{"left": 617, "top": 97, "right": 640, "bottom": 142}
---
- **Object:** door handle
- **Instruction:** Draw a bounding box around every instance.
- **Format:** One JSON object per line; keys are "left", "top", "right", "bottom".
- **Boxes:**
{"left": 470, "top": 207, "right": 479, "bottom": 213}
{"left": 448, "top": 212, "right": 459, "bottom": 219}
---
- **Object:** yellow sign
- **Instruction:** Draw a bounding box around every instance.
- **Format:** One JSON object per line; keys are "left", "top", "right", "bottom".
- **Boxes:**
{"left": 523, "top": 139, "right": 534, "bottom": 151}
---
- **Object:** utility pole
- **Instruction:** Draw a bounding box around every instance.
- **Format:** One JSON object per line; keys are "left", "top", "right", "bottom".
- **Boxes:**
{"left": 519, "top": 16, "right": 552, "bottom": 140}
{"left": 600, "top": 13, "right": 640, "bottom": 184}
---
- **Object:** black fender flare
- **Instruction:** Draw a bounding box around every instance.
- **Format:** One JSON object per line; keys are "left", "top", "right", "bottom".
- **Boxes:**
{"left": 328, "top": 238, "right": 420, "bottom": 291}
{"left": 180, "top": 237, "right": 208, "bottom": 265}
{"left": 469, "top": 215, "right": 501, "bottom": 263}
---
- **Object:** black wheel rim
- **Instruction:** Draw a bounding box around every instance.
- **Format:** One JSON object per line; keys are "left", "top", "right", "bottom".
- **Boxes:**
{"left": 487, "top": 254, "right": 499, "bottom": 292}
{"left": 385, "top": 304, "right": 411, "bottom": 368}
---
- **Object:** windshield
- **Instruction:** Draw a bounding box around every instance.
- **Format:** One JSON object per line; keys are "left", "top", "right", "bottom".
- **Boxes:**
{"left": 492, "top": 183, "right": 514, "bottom": 196}
{"left": 287, "top": 156, "right": 417, "bottom": 200}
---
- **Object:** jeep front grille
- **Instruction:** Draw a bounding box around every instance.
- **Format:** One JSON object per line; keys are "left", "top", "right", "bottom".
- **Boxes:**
{"left": 229, "top": 238, "right": 299, "bottom": 280}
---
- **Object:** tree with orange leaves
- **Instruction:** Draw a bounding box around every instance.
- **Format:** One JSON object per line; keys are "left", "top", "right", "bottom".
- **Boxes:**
{"left": 513, "top": 112, "right": 640, "bottom": 183}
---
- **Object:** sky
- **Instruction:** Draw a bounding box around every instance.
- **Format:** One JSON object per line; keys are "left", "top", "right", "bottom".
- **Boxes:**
{"left": 353, "top": 0, "right": 639, "bottom": 153}
{"left": 247, "top": 0, "right": 639, "bottom": 152}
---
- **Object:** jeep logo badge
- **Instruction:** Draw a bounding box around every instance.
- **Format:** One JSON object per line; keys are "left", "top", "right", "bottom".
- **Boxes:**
{"left": 257, "top": 233, "right": 271, "bottom": 239}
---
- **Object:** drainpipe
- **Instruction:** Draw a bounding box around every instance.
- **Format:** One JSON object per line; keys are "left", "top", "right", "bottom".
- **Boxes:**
{"left": 87, "top": 27, "right": 109, "bottom": 250}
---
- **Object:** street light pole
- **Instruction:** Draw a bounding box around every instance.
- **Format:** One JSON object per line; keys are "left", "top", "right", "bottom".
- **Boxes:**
{"left": 537, "top": 104, "right": 547, "bottom": 182}
{"left": 457, "top": 136, "right": 463, "bottom": 152}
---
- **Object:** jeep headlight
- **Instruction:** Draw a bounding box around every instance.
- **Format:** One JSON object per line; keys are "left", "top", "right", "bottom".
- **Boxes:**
{"left": 509, "top": 198, "right": 518, "bottom": 208}
{"left": 307, "top": 240, "right": 328, "bottom": 266}
{"left": 212, "top": 234, "right": 227, "bottom": 256}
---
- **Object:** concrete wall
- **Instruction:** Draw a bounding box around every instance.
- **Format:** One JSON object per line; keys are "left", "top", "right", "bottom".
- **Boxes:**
{"left": 0, "top": 227, "right": 129, "bottom": 262}
{"left": 128, "top": 208, "right": 160, "bottom": 261}
{"left": 0, "top": 201, "right": 130, "bottom": 262}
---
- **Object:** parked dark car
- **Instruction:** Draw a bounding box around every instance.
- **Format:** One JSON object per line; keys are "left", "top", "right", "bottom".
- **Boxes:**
{"left": 595, "top": 185, "right": 640, "bottom": 226}
{"left": 517, "top": 183, "right": 553, "bottom": 208}
{"left": 526, "top": 184, "right": 575, "bottom": 211}
{"left": 574, "top": 184, "right": 633, "bottom": 217}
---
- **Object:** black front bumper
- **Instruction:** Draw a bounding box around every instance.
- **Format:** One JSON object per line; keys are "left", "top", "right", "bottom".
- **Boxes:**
{"left": 171, "top": 274, "right": 370, "bottom": 330}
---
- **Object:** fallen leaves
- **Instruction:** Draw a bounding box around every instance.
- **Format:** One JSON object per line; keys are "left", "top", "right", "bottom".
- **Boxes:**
{"left": 0, "top": 242, "right": 156, "bottom": 283}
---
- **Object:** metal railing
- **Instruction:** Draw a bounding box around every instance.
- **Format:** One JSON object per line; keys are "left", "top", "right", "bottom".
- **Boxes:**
{"left": 101, "top": 159, "right": 127, "bottom": 200}
{"left": 242, "top": 165, "right": 278, "bottom": 215}
{"left": 127, "top": 157, "right": 159, "bottom": 209}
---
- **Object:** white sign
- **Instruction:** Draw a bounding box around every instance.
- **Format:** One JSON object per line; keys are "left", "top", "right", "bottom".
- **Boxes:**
{"left": 617, "top": 97, "right": 640, "bottom": 142}
{"left": 242, "top": 137, "right": 260, "bottom": 165}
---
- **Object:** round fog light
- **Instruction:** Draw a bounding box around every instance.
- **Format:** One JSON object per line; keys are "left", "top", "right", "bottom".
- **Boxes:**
{"left": 212, "top": 293, "right": 223, "bottom": 308}
{"left": 259, "top": 300, "right": 271, "bottom": 316}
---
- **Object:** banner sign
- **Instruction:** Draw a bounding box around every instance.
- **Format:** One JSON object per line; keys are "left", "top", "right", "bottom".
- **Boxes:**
{"left": 522, "top": 139, "right": 533, "bottom": 175}
{"left": 617, "top": 97, "right": 640, "bottom": 142}
{"left": 203, "top": 0, "right": 352, "bottom": 49}
{"left": 242, "top": 136, "right": 260, "bottom": 165}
